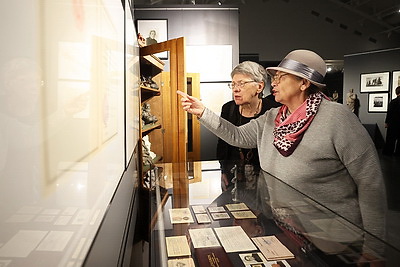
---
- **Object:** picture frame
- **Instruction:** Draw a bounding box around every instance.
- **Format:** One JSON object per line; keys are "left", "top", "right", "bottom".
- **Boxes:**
{"left": 391, "top": 71, "right": 400, "bottom": 99}
{"left": 137, "top": 19, "right": 168, "bottom": 59}
{"left": 360, "top": 72, "right": 389, "bottom": 93}
{"left": 368, "top": 93, "right": 388, "bottom": 113}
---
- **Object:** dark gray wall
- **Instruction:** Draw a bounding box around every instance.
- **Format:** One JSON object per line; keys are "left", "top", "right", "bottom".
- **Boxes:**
{"left": 343, "top": 48, "right": 400, "bottom": 142}
{"left": 239, "top": 0, "right": 400, "bottom": 61}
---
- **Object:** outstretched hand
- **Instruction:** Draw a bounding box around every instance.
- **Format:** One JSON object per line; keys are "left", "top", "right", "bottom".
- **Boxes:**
{"left": 176, "top": 90, "right": 205, "bottom": 117}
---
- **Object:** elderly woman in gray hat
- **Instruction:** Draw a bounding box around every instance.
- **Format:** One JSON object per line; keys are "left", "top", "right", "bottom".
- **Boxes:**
{"left": 177, "top": 50, "right": 386, "bottom": 261}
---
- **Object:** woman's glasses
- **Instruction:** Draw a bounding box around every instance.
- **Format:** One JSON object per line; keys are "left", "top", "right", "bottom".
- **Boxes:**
{"left": 270, "top": 73, "right": 289, "bottom": 84}
{"left": 228, "top": 80, "right": 255, "bottom": 90}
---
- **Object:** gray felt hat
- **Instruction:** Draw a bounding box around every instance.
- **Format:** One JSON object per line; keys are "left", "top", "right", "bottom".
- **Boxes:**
{"left": 266, "top": 49, "right": 327, "bottom": 88}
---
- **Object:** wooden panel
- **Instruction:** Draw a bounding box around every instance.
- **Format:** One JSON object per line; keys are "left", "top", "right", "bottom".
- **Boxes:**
{"left": 140, "top": 40, "right": 171, "bottom": 56}
{"left": 173, "top": 38, "right": 189, "bottom": 208}
{"left": 161, "top": 71, "right": 173, "bottom": 163}
{"left": 187, "top": 73, "right": 201, "bottom": 161}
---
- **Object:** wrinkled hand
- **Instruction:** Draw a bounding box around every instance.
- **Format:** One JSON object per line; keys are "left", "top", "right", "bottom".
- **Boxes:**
{"left": 221, "top": 173, "right": 229, "bottom": 191}
{"left": 176, "top": 90, "right": 205, "bottom": 117}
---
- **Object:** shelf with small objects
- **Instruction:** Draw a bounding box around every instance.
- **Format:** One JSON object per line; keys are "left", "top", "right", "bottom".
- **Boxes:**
{"left": 137, "top": 37, "right": 188, "bottom": 241}
{"left": 139, "top": 48, "right": 164, "bottom": 189}
{"left": 138, "top": 41, "right": 167, "bottom": 241}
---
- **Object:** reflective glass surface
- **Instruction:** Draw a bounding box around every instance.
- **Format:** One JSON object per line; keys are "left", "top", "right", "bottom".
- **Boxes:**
{"left": 149, "top": 161, "right": 400, "bottom": 267}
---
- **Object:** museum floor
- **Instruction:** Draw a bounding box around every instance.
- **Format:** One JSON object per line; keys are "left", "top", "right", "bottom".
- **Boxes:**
{"left": 379, "top": 151, "right": 400, "bottom": 251}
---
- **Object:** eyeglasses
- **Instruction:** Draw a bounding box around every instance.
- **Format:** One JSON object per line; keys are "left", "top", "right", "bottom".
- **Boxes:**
{"left": 228, "top": 80, "right": 256, "bottom": 90}
{"left": 271, "top": 73, "right": 289, "bottom": 84}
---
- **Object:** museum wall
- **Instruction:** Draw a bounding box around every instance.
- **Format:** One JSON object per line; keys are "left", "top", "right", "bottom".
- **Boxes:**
{"left": 239, "top": 0, "right": 400, "bottom": 61}
{"left": 343, "top": 47, "right": 400, "bottom": 143}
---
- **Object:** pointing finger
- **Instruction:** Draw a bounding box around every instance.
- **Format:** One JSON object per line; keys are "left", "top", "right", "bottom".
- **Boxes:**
{"left": 176, "top": 90, "right": 188, "bottom": 99}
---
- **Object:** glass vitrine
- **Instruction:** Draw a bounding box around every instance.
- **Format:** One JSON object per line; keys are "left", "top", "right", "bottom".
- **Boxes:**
{"left": 148, "top": 160, "right": 399, "bottom": 267}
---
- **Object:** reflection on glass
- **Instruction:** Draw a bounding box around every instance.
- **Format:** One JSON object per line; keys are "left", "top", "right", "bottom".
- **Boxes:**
{"left": 0, "top": 0, "right": 128, "bottom": 265}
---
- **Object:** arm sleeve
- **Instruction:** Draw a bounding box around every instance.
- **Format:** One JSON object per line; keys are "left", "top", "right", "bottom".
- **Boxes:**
{"left": 333, "top": 108, "right": 387, "bottom": 252}
{"left": 199, "top": 108, "right": 259, "bottom": 149}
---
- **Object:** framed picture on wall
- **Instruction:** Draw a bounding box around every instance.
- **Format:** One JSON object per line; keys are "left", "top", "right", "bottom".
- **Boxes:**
{"left": 391, "top": 71, "right": 400, "bottom": 99}
{"left": 368, "top": 93, "right": 388, "bottom": 113}
{"left": 137, "top": 19, "right": 168, "bottom": 59}
{"left": 360, "top": 72, "right": 389, "bottom": 93}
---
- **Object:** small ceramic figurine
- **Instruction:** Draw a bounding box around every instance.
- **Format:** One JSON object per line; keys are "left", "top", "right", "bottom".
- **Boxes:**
{"left": 140, "top": 75, "right": 159, "bottom": 90}
{"left": 142, "top": 103, "right": 158, "bottom": 125}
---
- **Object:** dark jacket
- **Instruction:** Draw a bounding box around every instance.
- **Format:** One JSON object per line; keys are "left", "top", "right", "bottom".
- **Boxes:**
{"left": 385, "top": 96, "right": 400, "bottom": 129}
{"left": 216, "top": 97, "right": 281, "bottom": 176}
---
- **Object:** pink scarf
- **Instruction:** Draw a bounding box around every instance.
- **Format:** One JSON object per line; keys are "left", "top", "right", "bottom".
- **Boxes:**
{"left": 273, "top": 92, "right": 328, "bottom": 157}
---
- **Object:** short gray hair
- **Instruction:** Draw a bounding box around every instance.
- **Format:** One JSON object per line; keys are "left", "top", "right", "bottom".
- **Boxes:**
{"left": 231, "top": 61, "right": 267, "bottom": 89}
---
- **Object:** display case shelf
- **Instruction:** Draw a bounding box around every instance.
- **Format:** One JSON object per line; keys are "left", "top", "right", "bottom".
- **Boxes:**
{"left": 141, "top": 86, "right": 161, "bottom": 102}
{"left": 141, "top": 54, "right": 164, "bottom": 71}
{"left": 142, "top": 122, "right": 162, "bottom": 136}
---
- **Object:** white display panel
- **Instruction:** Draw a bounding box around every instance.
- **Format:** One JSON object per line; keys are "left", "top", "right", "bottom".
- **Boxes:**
{"left": 200, "top": 82, "right": 233, "bottom": 114}
{"left": 0, "top": 0, "right": 125, "bottom": 266}
{"left": 186, "top": 45, "right": 233, "bottom": 82}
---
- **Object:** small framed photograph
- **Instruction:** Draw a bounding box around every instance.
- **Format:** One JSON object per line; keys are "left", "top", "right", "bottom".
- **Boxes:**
{"left": 211, "top": 212, "right": 230, "bottom": 220}
{"left": 360, "top": 72, "right": 389, "bottom": 93}
{"left": 368, "top": 93, "right": 388, "bottom": 113}
{"left": 391, "top": 71, "right": 400, "bottom": 99}
{"left": 208, "top": 206, "right": 226, "bottom": 213}
{"left": 239, "top": 252, "right": 267, "bottom": 265}
{"left": 137, "top": 19, "right": 168, "bottom": 59}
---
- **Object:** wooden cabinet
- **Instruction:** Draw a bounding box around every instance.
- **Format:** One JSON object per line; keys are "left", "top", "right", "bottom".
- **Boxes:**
{"left": 139, "top": 37, "right": 189, "bottom": 236}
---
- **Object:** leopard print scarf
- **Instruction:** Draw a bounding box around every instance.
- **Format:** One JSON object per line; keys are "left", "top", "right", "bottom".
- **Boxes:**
{"left": 273, "top": 92, "right": 326, "bottom": 157}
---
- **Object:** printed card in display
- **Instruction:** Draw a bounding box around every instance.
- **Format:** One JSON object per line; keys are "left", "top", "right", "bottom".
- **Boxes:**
{"left": 225, "top": 203, "right": 249, "bottom": 211}
{"left": 211, "top": 212, "right": 230, "bottom": 220}
{"left": 169, "top": 208, "right": 194, "bottom": 224}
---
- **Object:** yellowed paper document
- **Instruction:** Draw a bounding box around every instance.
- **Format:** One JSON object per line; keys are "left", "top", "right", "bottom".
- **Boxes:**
{"left": 231, "top": 210, "right": 257, "bottom": 219}
{"left": 188, "top": 228, "right": 220, "bottom": 248}
{"left": 169, "top": 208, "right": 194, "bottom": 224}
{"left": 252, "top": 236, "right": 295, "bottom": 260}
{"left": 167, "top": 257, "right": 195, "bottom": 267}
{"left": 225, "top": 203, "right": 249, "bottom": 211}
{"left": 165, "top": 236, "right": 191, "bottom": 257}
{"left": 214, "top": 226, "right": 257, "bottom": 253}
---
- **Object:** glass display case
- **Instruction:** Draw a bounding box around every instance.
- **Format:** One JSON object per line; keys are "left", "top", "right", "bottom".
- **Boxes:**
{"left": 148, "top": 161, "right": 400, "bottom": 267}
